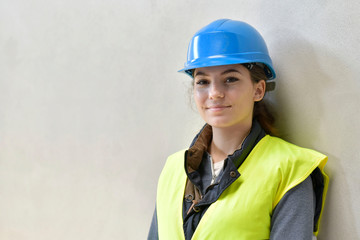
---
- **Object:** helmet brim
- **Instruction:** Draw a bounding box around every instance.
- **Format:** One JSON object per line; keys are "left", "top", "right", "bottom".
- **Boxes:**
{"left": 178, "top": 54, "right": 276, "bottom": 80}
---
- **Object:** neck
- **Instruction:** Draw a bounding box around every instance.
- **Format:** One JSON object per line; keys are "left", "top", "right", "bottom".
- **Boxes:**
{"left": 209, "top": 121, "right": 252, "bottom": 163}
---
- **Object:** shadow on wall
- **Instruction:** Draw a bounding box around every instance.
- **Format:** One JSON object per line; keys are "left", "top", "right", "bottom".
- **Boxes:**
{"left": 319, "top": 153, "right": 360, "bottom": 240}
{"left": 272, "top": 32, "right": 359, "bottom": 240}
{"left": 272, "top": 35, "right": 329, "bottom": 146}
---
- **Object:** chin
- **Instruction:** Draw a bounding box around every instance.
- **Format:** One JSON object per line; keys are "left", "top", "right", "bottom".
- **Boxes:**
{"left": 207, "top": 120, "right": 235, "bottom": 128}
{"left": 206, "top": 116, "right": 251, "bottom": 129}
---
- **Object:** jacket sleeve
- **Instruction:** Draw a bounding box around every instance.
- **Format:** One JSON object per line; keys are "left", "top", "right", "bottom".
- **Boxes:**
{"left": 270, "top": 176, "right": 316, "bottom": 240}
{"left": 147, "top": 206, "right": 159, "bottom": 240}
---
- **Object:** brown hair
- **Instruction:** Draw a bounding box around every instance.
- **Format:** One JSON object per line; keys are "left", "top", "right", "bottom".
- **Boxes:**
{"left": 247, "top": 64, "right": 278, "bottom": 136}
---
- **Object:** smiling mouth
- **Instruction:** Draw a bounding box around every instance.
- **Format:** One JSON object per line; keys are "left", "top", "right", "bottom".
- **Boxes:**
{"left": 206, "top": 105, "right": 231, "bottom": 111}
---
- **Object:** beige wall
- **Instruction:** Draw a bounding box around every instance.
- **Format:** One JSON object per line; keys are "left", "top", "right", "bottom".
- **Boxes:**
{"left": 1, "top": 0, "right": 359, "bottom": 239}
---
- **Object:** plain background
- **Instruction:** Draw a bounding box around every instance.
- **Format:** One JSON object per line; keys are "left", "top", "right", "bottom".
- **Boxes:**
{"left": 1, "top": 0, "right": 360, "bottom": 239}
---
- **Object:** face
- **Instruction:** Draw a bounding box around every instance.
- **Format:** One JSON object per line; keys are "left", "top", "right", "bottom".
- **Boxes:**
{"left": 193, "top": 64, "right": 265, "bottom": 129}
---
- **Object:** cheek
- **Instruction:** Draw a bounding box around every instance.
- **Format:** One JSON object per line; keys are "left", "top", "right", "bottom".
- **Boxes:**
{"left": 231, "top": 90, "right": 254, "bottom": 107}
{"left": 193, "top": 89, "right": 206, "bottom": 107}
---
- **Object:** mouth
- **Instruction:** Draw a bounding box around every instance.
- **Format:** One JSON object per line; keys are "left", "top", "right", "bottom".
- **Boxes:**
{"left": 206, "top": 105, "right": 231, "bottom": 111}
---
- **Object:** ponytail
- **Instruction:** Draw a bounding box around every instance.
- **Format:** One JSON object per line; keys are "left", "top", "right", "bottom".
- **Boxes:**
{"left": 248, "top": 65, "right": 278, "bottom": 136}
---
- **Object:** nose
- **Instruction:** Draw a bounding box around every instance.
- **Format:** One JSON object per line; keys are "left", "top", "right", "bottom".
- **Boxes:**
{"left": 209, "top": 82, "right": 224, "bottom": 99}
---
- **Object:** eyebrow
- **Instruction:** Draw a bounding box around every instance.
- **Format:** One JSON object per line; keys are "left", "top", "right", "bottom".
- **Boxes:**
{"left": 194, "top": 69, "right": 242, "bottom": 77}
{"left": 221, "top": 69, "right": 242, "bottom": 75}
{"left": 194, "top": 71, "right": 207, "bottom": 77}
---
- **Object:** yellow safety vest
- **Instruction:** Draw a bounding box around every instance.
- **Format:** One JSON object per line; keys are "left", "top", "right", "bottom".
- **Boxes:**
{"left": 156, "top": 135, "right": 328, "bottom": 240}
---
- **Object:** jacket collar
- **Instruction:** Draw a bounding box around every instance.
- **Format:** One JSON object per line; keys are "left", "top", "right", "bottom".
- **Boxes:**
{"left": 186, "top": 120, "right": 265, "bottom": 174}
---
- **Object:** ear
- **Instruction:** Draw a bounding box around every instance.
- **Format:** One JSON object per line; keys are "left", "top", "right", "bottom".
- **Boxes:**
{"left": 253, "top": 80, "right": 266, "bottom": 102}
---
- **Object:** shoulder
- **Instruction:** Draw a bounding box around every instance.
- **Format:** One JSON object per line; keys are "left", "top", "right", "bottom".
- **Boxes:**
{"left": 256, "top": 136, "right": 328, "bottom": 207}
{"left": 164, "top": 149, "right": 187, "bottom": 168}
{"left": 167, "top": 149, "right": 187, "bottom": 160}
{"left": 255, "top": 135, "right": 328, "bottom": 180}
{"left": 159, "top": 149, "right": 187, "bottom": 177}
{"left": 259, "top": 135, "right": 327, "bottom": 166}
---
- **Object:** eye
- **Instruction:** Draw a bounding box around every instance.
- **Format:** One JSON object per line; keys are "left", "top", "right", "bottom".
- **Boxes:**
{"left": 225, "top": 77, "right": 239, "bottom": 83}
{"left": 195, "top": 79, "right": 209, "bottom": 85}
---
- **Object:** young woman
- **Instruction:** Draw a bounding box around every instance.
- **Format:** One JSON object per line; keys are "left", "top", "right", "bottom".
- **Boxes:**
{"left": 148, "top": 19, "right": 328, "bottom": 240}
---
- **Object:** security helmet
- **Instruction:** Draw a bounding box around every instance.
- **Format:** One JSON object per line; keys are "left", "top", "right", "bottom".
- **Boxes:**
{"left": 178, "top": 19, "right": 276, "bottom": 80}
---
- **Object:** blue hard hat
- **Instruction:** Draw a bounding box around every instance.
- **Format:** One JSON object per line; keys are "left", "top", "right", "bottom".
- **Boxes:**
{"left": 178, "top": 19, "right": 276, "bottom": 80}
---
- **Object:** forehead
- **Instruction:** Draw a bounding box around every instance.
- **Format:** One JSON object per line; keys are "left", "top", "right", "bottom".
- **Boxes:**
{"left": 194, "top": 64, "right": 248, "bottom": 76}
